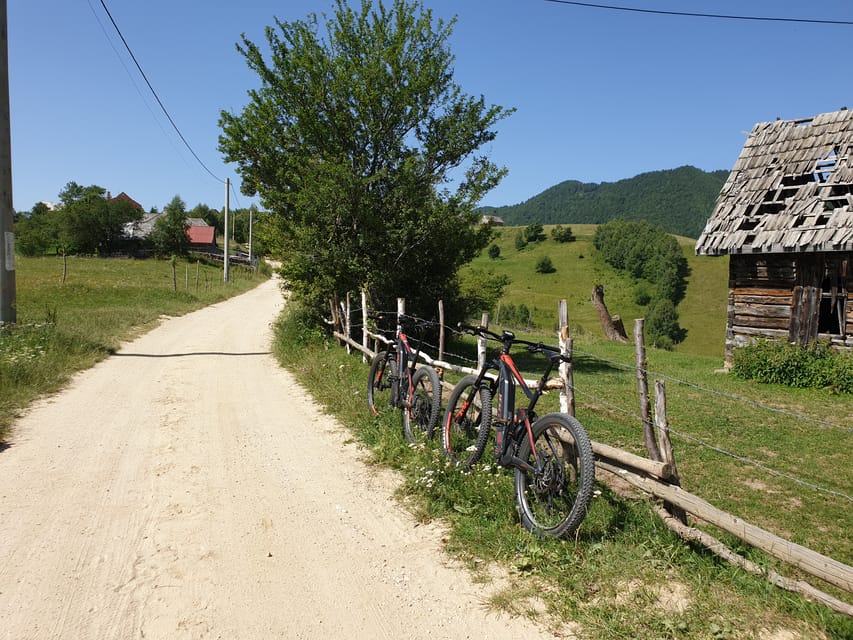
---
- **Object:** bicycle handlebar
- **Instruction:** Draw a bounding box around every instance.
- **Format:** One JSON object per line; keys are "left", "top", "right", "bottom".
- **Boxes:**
{"left": 457, "top": 323, "right": 570, "bottom": 362}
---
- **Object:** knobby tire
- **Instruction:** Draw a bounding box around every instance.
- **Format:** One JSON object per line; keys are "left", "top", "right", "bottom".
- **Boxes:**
{"left": 514, "top": 413, "right": 595, "bottom": 538}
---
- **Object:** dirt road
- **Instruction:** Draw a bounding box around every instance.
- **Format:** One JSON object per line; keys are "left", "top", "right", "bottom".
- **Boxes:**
{"left": 0, "top": 277, "right": 560, "bottom": 639}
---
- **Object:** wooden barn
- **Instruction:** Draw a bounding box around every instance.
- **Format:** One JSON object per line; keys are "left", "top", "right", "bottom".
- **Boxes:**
{"left": 695, "top": 108, "right": 853, "bottom": 367}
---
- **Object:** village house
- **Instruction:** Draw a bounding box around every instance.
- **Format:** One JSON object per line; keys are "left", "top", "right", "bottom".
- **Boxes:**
{"left": 695, "top": 108, "right": 853, "bottom": 367}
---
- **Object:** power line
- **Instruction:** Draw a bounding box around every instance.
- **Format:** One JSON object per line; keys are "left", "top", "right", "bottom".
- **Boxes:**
{"left": 85, "top": 0, "right": 191, "bottom": 169}
{"left": 96, "top": 0, "right": 225, "bottom": 184}
{"left": 543, "top": 0, "right": 853, "bottom": 26}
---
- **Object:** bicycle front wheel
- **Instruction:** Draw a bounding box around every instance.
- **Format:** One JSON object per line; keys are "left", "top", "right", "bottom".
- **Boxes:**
{"left": 403, "top": 366, "right": 442, "bottom": 444}
{"left": 514, "top": 413, "right": 594, "bottom": 538}
{"left": 441, "top": 375, "right": 492, "bottom": 468}
{"left": 367, "top": 351, "right": 398, "bottom": 416}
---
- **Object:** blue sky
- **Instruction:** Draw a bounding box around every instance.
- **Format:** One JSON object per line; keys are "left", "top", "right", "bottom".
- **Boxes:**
{"left": 8, "top": 1, "right": 853, "bottom": 214}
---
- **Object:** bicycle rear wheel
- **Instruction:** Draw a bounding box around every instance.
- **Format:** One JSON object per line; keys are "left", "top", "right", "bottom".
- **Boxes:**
{"left": 441, "top": 375, "right": 492, "bottom": 468}
{"left": 403, "top": 365, "right": 442, "bottom": 444}
{"left": 367, "top": 351, "right": 398, "bottom": 416}
{"left": 514, "top": 413, "right": 594, "bottom": 538}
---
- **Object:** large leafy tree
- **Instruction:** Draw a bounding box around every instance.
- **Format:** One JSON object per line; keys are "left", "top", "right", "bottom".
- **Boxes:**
{"left": 57, "top": 182, "right": 142, "bottom": 255}
{"left": 150, "top": 195, "right": 190, "bottom": 257}
{"left": 219, "top": 0, "right": 513, "bottom": 319}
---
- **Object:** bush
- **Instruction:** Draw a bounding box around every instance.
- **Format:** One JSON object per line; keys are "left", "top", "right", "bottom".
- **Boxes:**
{"left": 551, "top": 225, "right": 575, "bottom": 243}
{"left": 487, "top": 244, "right": 501, "bottom": 259}
{"left": 645, "top": 298, "right": 684, "bottom": 348}
{"left": 514, "top": 231, "right": 527, "bottom": 251}
{"left": 535, "top": 255, "right": 556, "bottom": 274}
{"left": 732, "top": 340, "right": 853, "bottom": 393}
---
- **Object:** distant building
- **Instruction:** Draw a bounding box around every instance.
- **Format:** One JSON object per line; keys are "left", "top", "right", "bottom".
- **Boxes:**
{"left": 481, "top": 214, "right": 504, "bottom": 226}
{"left": 108, "top": 191, "right": 144, "bottom": 212}
{"left": 186, "top": 225, "right": 217, "bottom": 250}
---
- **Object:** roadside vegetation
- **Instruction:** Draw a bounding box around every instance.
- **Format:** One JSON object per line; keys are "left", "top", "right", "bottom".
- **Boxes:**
{"left": 273, "top": 304, "right": 851, "bottom": 639}
{"left": 0, "top": 256, "right": 268, "bottom": 438}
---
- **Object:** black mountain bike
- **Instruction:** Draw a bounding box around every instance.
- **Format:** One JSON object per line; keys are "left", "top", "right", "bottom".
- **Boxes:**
{"left": 442, "top": 324, "right": 595, "bottom": 538}
{"left": 367, "top": 314, "right": 442, "bottom": 444}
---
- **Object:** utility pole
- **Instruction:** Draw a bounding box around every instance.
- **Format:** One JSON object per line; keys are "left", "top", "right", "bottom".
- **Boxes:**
{"left": 0, "top": 0, "right": 15, "bottom": 324}
{"left": 248, "top": 206, "right": 254, "bottom": 266}
{"left": 223, "top": 178, "right": 230, "bottom": 282}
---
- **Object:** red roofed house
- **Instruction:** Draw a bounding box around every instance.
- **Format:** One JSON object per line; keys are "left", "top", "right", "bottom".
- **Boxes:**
{"left": 186, "top": 225, "right": 217, "bottom": 250}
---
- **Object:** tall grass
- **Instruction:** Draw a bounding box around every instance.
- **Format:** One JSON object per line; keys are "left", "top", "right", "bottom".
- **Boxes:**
{"left": 0, "top": 255, "right": 267, "bottom": 437}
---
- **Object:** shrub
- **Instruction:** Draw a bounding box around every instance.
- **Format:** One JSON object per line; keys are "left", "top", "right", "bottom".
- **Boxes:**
{"left": 487, "top": 243, "right": 501, "bottom": 259}
{"left": 551, "top": 225, "right": 575, "bottom": 243}
{"left": 514, "top": 231, "right": 527, "bottom": 251}
{"left": 645, "top": 298, "right": 683, "bottom": 348}
{"left": 732, "top": 340, "right": 853, "bottom": 393}
{"left": 535, "top": 255, "right": 556, "bottom": 274}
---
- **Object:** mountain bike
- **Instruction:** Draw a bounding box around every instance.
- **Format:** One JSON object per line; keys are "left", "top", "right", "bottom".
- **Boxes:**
{"left": 442, "top": 324, "right": 595, "bottom": 538}
{"left": 367, "top": 314, "right": 442, "bottom": 444}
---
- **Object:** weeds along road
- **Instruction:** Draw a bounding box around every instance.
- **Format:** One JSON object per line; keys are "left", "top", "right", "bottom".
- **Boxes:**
{"left": 0, "top": 277, "right": 560, "bottom": 640}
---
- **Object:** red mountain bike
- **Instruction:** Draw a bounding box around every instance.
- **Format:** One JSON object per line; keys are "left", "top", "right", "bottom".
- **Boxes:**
{"left": 442, "top": 324, "right": 594, "bottom": 538}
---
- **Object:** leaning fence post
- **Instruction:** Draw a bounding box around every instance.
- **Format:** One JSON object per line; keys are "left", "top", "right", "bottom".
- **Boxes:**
{"left": 558, "top": 300, "right": 575, "bottom": 416}
{"left": 361, "top": 290, "right": 369, "bottom": 363}
{"left": 635, "top": 319, "right": 662, "bottom": 462}
{"left": 478, "top": 312, "right": 489, "bottom": 369}
{"left": 654, "top": 379, "right": 687, "bottom": 523}
{"left": 344, "top": 292, "right": 352, "bottom": 355}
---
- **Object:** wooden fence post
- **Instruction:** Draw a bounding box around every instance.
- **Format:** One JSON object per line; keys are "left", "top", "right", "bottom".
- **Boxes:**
{"left": 397, "top": 298, "right": 405, "bottom": 337}
{"left": 635, "top": 319, "right": 662, "bottom": 462}
{"left": 478, "top": 312, "right": 489, "bottom": 369}
{"left": 438, "top": 299, "right": 445, "bottom": 365}
{"left": 558, "top": 300, "right": 575, "bottom": 416}
{"left": 654, "top": 379, "right": 686, "bottom": 522}
{"left": 344, "top": 292, "right": 352, "bottom": 355}
{"left": 361, "top": 290, "right": 369, "bottom": 363}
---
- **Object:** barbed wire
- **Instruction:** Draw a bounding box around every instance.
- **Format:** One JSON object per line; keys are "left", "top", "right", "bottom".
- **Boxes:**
{"left": 572, "top": 348, "right": 853, "bottom": 433}
{"left": 568, "top": 385, "right": 852, "bottom": 503}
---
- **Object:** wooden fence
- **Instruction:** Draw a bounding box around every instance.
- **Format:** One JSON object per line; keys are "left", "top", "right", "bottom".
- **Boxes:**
{"left": 329, "top": 293, "right": 853, "bottom": 616}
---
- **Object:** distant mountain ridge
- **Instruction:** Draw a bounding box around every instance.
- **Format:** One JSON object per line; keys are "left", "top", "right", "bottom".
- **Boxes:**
{"left": 478, "top": 165, "right": 729, "bottom": 239}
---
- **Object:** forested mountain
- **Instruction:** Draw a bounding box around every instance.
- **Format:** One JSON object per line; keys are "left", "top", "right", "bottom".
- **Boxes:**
{"left": 479, "top": 166, "right": 729, "bottom": 239}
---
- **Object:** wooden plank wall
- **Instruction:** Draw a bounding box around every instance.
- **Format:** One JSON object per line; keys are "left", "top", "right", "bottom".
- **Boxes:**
{"left": 725, "top": 253, "right": 853, "bottom": 365}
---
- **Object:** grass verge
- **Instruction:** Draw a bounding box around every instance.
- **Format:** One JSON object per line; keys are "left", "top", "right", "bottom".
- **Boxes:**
{"left": 273, "top": 304, "right": 852, "bottom": 640}
{"left": 0, "top": 255, "right": 268, "bottom": 438}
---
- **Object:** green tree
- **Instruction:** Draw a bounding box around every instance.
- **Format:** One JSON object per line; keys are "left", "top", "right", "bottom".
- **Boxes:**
{"left": 190, "top": 203, "right": 222, "bottom": 235}
{"left": 514, "top": 231, "right": 527, "bottom": 251}
{"left": 218, "top": 0, "right": 513, "bottom": 320}
{"left": 487, "top": 243, "right": 500, "bottom": 259}
{"left": 15, "top": 202, "right": 58, "bottom": 256}
{"left": 535, "top": 255, "right": 555, "bottom": 274}
{"left": 524, "top": 221, "right": 545, "bottom": 243}
{"left": 150, "top": 196, "right": 190, "bottom": 257}
{"left": 551, "top": 224, "right": 575, "bottom": 243}
{"left": 56, "top": 182, "right": 142, "bottom": 255}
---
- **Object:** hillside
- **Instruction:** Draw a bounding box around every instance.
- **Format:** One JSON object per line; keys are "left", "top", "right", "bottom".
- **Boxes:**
{"left": 479, "top": 166, "right": 729, "bottom": 239}
{"left": 463, "top": 224, "right": 729, "bottom": 359}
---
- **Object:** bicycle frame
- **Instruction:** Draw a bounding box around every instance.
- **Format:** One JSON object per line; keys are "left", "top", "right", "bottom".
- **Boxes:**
{"left": 463, "top": 329, "right": 562, "bottom": 472}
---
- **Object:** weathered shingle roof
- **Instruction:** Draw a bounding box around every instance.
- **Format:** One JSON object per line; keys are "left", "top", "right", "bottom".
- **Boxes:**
{"left": 695, "top": 109, "right": 853, "bottom": 256}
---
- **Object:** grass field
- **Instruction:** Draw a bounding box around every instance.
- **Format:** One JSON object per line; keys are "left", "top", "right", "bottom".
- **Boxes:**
{"left": 465, "top": 224, "right": 730, "bottom": 358}
{"left": 0, "top": 255, "right": 267, "bottom": 437}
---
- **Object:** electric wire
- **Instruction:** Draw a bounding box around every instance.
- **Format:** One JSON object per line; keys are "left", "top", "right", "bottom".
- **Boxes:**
{"left": 543, "top": 0, "right": 853, "bottom": 26}
{"left": 96, "top": 0, "right": 225, "bottom": 184}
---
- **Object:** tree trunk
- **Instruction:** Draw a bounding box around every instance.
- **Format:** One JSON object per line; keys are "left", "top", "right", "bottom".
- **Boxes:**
{"left": 592, "top": 285, "right": 628, "bottom": 342}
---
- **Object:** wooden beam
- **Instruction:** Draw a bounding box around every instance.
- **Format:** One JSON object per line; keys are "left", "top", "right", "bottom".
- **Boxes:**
{"left": 595, "top": 460, "right": 853, "bottom": 594}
